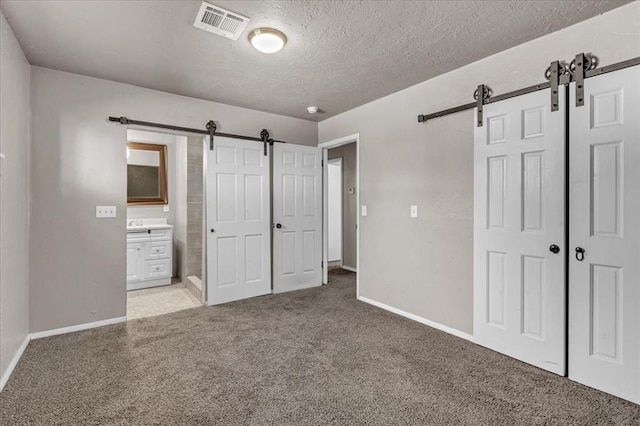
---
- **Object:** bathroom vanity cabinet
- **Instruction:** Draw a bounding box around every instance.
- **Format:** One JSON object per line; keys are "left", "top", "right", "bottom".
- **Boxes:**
{"left": 126, "top": 226, "right": 173, "bottom": 290}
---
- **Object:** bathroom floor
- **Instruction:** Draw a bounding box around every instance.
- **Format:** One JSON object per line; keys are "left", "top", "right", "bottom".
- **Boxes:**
{"left": 127, "top": 279, "right": 202, "bottom": 320}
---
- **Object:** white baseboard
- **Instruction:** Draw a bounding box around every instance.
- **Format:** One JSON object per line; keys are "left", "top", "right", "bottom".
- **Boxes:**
{"left": 0, "top": 335, "right": 30, "bottom": 392}
{"left": 30, "top": 316, "right": 127, "bottom": 340}
{"left": 341, "top": 265, "right": 357, "bottom": 273}
{"left": 357, "top": 296, "right": 473, "bottom": 342}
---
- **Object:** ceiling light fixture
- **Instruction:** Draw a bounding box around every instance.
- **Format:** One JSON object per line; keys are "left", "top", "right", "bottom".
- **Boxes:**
{"left": 307, "top": 106, "right": 319, "bottom": 114}
{"left": 248, "top": 28, "right": 287, "bottom": 53}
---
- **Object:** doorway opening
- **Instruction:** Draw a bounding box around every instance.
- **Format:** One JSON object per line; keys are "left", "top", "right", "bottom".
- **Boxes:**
{"left": 125, "top": 129, "right": 205, "bottom": 320}
{"left": 320, "top": 134, "right": 359, "bottom": 291}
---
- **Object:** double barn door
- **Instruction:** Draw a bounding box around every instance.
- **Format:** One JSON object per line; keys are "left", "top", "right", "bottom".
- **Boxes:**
{"left": 474, "top": 66, "right": 640, "bottom": 403}
{"left": 206, "top": 137, "right": 322, "bottom": 305}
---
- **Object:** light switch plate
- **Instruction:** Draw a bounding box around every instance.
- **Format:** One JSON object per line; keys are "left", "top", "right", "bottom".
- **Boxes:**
{"left": 96, "top": 206, "right": 116, "bottom": 218}
{"left": 361, "top": 205, "right": 367, "bottom": 216}
{"left": 411, "top": 205, "right": 418, "bottom": 218}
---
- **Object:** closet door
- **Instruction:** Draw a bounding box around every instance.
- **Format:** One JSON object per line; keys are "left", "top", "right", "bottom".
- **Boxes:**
{"left": 272, "top": 143, "right": 323, "bottom": 294}
{"left": 569, "top": 66, "right": 640, "bottom": 404}
{"left": 474, "top": 88, "right": 566, "bottom": 375}
{"left": 206, "top": 137, "right": 271, "bottom": 305}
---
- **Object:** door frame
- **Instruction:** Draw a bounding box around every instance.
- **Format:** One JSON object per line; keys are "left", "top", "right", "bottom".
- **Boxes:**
{"left": 318, "top": 134, "right": 360, "bottom": 296}
{"left": 201, "top": 136, "right": 208, "bottom": 305}
{"left": 327, "top": 158, "right": 343, "bottom": 263}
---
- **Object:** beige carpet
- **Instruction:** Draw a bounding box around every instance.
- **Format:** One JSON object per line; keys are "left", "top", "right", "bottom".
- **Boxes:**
{"left": 1, "top": 268, "right": 639, "bottom": 425}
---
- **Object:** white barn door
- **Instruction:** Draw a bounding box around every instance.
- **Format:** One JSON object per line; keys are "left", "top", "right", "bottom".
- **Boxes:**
{"left": 206, "top": 137, "right": 271, "bottom": 305}
{"left": 474, "top": 89, "right": 566, "bottom": 375}
{"left": 273, "top": 143, "right": 323, "bottom": 293}
{"left": 568, "top": 66, "right": 640, "bottom": 404}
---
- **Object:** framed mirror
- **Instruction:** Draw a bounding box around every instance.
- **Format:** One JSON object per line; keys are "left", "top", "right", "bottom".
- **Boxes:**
{"left": 127, "top": 142, "right": 168, "bottom": 205}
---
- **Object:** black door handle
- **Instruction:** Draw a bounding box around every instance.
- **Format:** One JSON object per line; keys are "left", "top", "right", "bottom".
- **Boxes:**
{"left": 275, "top": 223, "right": 282, "bottom": 229}
{"left": 575, "top": 247, "right": 585, "bottom": 261}
{"left": 549, "top": 244, "right": 560, "bottom": 254}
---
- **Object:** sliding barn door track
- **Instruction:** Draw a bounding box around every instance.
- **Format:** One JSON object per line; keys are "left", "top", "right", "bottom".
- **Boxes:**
{"left": 417, "top": 54, "right": 640, "bottom": 126}
{"left": 108, "top": 116, "right": 287, "bottom": 155}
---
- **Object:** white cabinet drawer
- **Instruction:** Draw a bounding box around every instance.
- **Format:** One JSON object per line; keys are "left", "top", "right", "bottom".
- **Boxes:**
{"left": 145, "top": 258, "right": 171, "bottom": 279}
{"left": 149, "top": 229, "right": 171, "bottom": 241}
{"left": 145, "top": 241, "right": 171, "bottom": 260}
{"left": 127, "top": 231, "right": 151, "bottom": 243}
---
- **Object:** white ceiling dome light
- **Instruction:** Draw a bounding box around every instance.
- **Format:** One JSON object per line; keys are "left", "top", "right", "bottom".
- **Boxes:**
{"left": 248, "top": 28, "right": 287, "bottom": 53}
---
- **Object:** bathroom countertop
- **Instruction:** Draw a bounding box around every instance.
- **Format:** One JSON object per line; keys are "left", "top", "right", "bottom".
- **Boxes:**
{"left": 127, "top": 224, "right": 173, "bottom": 232}
{"left": 127, "top": 218, "right": 173, "bottom": 232}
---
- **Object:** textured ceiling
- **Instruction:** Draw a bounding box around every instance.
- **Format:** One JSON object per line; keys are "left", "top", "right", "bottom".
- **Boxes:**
{"left": 0, "top": 0, "right": 630, "bottom": 121}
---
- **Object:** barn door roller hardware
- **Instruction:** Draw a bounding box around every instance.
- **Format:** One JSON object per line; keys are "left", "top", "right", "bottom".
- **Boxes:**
{"left": 546, "top": 60, "right": 567, "bottom": 112}
{"left": 417, "top": 54, "right": 640, "bottom": 127}
{"left": 260, "top": 129, "right": 276, "bottom": 156}
{"left": 474, "top": 84, "right": 490, "bottom": 127}
{"left": 108, "top": 116, "right": 287, "bottom": 155}
{"left": 571, "top": 53, "right": 591, "bottom": 107}
{"left": 206, "top": 120, "right": 216, "bottom": 151}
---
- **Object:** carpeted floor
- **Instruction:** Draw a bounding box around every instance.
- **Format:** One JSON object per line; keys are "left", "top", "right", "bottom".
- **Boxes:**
{"left": 1, "top": 268, "right": 639, "bottom": 425}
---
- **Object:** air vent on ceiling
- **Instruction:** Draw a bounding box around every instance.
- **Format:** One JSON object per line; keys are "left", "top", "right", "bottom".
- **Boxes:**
{"left": 193, "top": 2, "right": 250, "bottom": 41}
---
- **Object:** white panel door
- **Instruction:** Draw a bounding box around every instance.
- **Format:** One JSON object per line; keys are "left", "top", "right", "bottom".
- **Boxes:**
{"left": 327, "top": 159, "right": 342, "bottom": 262}
{"left": 569, "top": 66, "right": 640, "bottom": 404}
{"left": 273, "top": 143, "right": 323, "bottom": 293}
{"left": 474, "top": 89, "right": 566, "bottom": 375}
{"left": 206, "top": 137, "right": 271, "bottom": 305}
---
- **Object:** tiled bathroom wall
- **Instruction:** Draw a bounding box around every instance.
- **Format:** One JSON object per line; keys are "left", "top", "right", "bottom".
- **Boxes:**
{"left": 185, "top": 137, "right": 203, "bottom": 280}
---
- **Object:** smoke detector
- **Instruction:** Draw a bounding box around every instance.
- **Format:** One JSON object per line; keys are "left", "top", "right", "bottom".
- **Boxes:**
{"left": 193, "top": 2, "right": 250, "bottom": 41}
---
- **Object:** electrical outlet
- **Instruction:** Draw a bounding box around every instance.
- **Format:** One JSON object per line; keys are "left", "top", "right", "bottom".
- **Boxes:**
{"left": 411, "top": 205, "right": 418, "bottom": 218}
{"left": 96, "top": 206, "right": 117, "bottom": 218}
{"left": 163, "top": 204, "right": 170, "bottom": 212}
{"left": 361, "top": 205, "right": 367, "bottom": 217}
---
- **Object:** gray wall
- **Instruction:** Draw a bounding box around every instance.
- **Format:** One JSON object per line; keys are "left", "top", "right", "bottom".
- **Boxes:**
{"left": 328, "top": 143, "right": 357, "bottom": 270}
{"left": 29, "top": 67, "right": 318, "bottom": 333}
{"left": 0, "top": 11, "right": 30, "bottom": 382}
{"left": 318, "top": 3, "right": 640, "bottom": 335}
